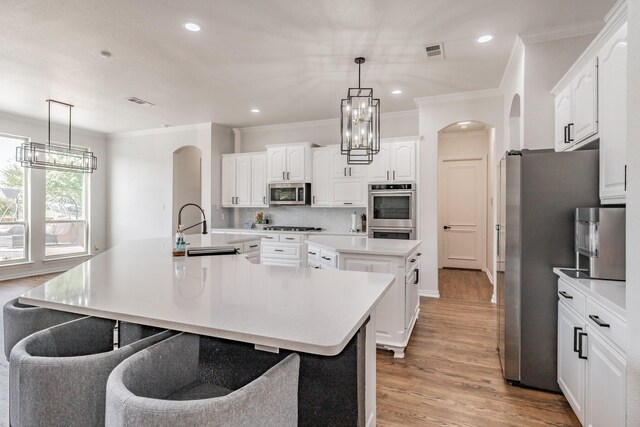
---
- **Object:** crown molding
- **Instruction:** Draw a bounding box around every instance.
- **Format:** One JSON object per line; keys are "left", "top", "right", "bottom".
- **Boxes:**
{"left": 414, "top": 88, "right": 502, "bottom": 106}
{"left": 108, "top": 122, "right": 212, "bottom": 139}
{"left": 520, "top": 20, "right": 604, "bottom": 45}
{"left": 499, "top": 36, "right": 525, "bottom": 90}
{"left": 605, "top": 0, "right": 627, "bottom": 23}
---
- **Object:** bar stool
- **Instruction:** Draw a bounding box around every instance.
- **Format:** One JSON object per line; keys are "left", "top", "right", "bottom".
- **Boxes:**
{"left": 3, "top": 298, "right": 83, "bottom": 360}
{"left": 105, "top": 333, "right": 300, "bottom": 427}
{"left": 9, "top": 316, "right": 174, "bottom": 427}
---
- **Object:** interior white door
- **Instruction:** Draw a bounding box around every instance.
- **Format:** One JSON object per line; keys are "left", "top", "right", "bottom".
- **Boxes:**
{"left": 221, "top": 156, "right": 236, "bottom": 207}
{"left": 286, "top": 146, "right": 306, "bottom": 181}
{"left": 251, "top": 154, "right": 268, "bottom": 206}
{"left": 235, "top": 155, "right": 252, "bottom": 206}
{"left": 440, "top": 156, "right": 486, "bottom": 270}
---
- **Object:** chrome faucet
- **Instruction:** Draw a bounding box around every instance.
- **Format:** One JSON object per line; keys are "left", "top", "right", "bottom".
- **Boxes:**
{"left": 178, "top": 203, "right": 208, "bottom": 234}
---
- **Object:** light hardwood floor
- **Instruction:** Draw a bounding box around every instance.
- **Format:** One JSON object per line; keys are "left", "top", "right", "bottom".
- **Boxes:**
{"left": 1, "top": 272, "right": 579, "bottom": 427}
{"left": 439, "top": 267, "right": 494, "bottom": 302}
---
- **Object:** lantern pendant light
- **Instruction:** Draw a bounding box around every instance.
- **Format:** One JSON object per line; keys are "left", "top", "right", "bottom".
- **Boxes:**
{"left": 340, "top": 57, "right": 381, "bottom": 165}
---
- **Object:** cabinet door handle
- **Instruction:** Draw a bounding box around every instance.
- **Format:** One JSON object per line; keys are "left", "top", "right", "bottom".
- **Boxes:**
{"left": 578, "top": 332, "right": 588, "bottom": 360}
{"left": 409, "top": 258, "right": 416, "bottom": 263}
{"left": 343, "top": 202, "right": 353, "bottom": 205}
{"left": 625, "top": 165, "right": 627, "bottom": 192}
{"left": 558, "top": 291, "right": 573, "bottom": 299}
{"left": 568, "top": 123, "right": 574, "bottom": 142}
{"left": 308, "top": 251, "right": 317, "bottom": 255}
{"left": 589, "top": 314, "right": 610, "bottom": 328}
{"left": 416, "top": 252, "right": 422, "bottom": 257}
{"left": 314, "top": 266, "right": 320, "bottom": 269}
{"left": 573, "top": 326, "right": 583, "bottom": 352}
{"left": 386, "top": 171, "right": 389, "bottom": 180}
{"left": 393, "top": 170, "right": 396, "bottom": 180}
{"left": 287, "top": 171, "right": 290, "bottom": 180}
{"left": 282, "top": 171, "right": 285, "bottom": 180}
{"left": 274, "top": 249, "right": 284, "bottom": 252}
{"left": 564, "top": 125, "right": 569, "bottom": 144}
{"left": 285, "top": 237, "right": 294, "bottom": 240}
{"left": 349, "top": 167, "right": 352, "bottom": 176}
{"left": 313, "top": 195, "right": 316, "bottom": 204}
{"left": 344, "top": 167, "right": 347, "bottom": 177}
{"left": 414, "top": 269, "right": 419, "bottom": 285}
{"left": 321, "top": 256, "right": 331, "bottom": 260}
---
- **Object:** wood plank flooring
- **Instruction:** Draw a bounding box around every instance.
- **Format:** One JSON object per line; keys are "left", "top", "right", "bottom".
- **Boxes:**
{"left": 439, "top": 267, "right": 494, "bottom": 302}
{"left": 0, "top": 271, "right": 579, "bottom": 427}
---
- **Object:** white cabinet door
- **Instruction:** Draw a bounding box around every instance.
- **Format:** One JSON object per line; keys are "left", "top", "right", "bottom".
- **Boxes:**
{"left": 391, "top": 141, "right": 416, "bottom": 182}
{"left": 369, "top": 143, "right": 392, "bottom": 182}
{"left": 555, "top": 85, "right": 573, "bottom": 152}
{"left": 221, "top": 156, "right": 236, "bottom": 207}
{"left": 329, "top": 147, "right": 348, "bottom": 179}
{"left": 585, "top": 328, "right": 626, "bottom": 427}
{"left": 235, "top": 155, "right": 252, "bottom": 206}
{"left": 557, "top": 303, "right": 587, "bottom": 424}
{"left": 405, "top": 268, "right": 419, "bottom": 328}
{"left": 267, "top": 147, "right": 287, "bottom": 183}
{"left": 599, "top": 23, "right": 627, "bottom": 204}
{"left": 286, "top": 146, "right": 306, "bottom": 181}
{"left": 331, "top": 180, "right": 366, "bottom": 207}
{"left": 251, "top": 154, "right": 268, "bottom": 207}
{"left": 312, "top": 149, "right": 331, "bottom": 206}
{"left": 572, "top": 57, "right": 598, "bottom": 143}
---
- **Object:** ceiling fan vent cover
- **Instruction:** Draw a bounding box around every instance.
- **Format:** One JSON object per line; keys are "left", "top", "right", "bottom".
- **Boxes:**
{"left": 425, "top": 43, "right": 445, "bottom": 61}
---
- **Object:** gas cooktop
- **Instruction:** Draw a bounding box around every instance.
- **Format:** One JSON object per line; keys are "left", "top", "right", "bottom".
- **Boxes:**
{"left": 262, "top": 226, "right": 322, "bottom": 232}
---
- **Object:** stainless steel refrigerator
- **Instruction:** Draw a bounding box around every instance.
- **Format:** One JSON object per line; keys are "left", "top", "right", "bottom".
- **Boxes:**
{"left": 496, "top": 149, "right": 599, "bottom": 391}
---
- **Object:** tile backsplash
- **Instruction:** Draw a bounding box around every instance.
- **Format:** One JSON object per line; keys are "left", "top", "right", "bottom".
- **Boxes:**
{"left": 234, "top": 206, "right": 366, "bottom": 233}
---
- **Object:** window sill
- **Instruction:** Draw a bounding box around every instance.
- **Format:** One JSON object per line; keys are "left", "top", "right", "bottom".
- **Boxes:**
{"left": 0, "top": 261, "right": 34, "bottom": 269}
{"left": 43, "top": 254, "right": 92, "bottom": 263}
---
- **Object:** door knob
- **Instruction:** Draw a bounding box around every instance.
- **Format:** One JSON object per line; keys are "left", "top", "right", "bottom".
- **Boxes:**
{"left": 443, "top": 225, "right": 451, "bottom": 230}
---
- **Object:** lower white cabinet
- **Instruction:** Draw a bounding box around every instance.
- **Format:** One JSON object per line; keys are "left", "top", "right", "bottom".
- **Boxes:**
{"left": 307, "top": 244, "right": 337, "bottom": 269}
{"left": 260, "top": 233, "right": 306, "bottom": 267}
{"left": 556, "top": 277, "right": 626, "bottom": 427}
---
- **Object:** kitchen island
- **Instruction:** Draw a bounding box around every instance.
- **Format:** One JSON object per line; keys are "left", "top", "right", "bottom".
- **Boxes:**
{"left": 18, "top": 235, "right": 394, "bottom": 426}
{"left": 306, "top": 235, "right": 422, "bottom": 358}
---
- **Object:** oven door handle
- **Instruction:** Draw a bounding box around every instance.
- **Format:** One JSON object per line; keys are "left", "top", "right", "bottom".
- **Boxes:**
{"left": 369, "top": 191, "right": 415, "bottom": 196}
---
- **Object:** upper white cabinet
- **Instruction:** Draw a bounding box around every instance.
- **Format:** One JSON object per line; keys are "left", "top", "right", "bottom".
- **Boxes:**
{"left": 312, "top": 146, "right": 367, "bottom": 207}
{"left": 552, "top": 7, "right": 627, "bottom": 204}
{"left": 370, "top": 140, "right": 416, "bottom": 182}
{"left": 221, "top": 153, "right": 268, "bottom": 208}
{"left": 266, "top": 143, "right": 313, "bottom": 183}
{"left": 599, "top": 23, "right": 627, "bottom": 204}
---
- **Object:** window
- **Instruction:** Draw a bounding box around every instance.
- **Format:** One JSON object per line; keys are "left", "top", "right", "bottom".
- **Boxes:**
{"left": 45, "top": 159, "right": 88, "bottom": 258}
{"left": 0, "top": 135, "right": 28, "bottom": 263}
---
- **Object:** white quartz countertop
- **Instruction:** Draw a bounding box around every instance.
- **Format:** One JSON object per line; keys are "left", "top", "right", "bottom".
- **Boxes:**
{"left": 553, "top": 267, "right": 626, "bottom": 317}
{"left": 306, "top": 236, "right": 421, "bottom": 257}
{"left": 211, "top": 227, "right": 367, "bottom": 237}
{"left": 19, "top": 237, "right": 394, "bottom": 356}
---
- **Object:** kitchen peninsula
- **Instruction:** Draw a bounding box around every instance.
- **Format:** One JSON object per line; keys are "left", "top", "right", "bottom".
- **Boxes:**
{"left": 306, "top": 235, "right": 422, "bottom": 358}
{"left": 18, "top": 235, "right": 394, "bottom": 426}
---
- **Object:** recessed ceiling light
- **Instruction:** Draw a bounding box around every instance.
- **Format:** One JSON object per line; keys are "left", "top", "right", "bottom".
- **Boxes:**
{"left": 476, "top": 34, "right": 494, "bottom": 44}
{"left": 458, "top": 121, "right": 471, "bottom": 125}
{"left": 250, "top": 108, "right": 260, "bottom": 113}
{"left": 184, "top": 22, "right": 201, "bottom": 32}
{"left": 392, "top": 90, "right": 403, "bottom": 95}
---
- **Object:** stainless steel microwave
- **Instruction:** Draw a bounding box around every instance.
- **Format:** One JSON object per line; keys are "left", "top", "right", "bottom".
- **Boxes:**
{"left": 268, "top": 183, "right": 311, "bottom": 205}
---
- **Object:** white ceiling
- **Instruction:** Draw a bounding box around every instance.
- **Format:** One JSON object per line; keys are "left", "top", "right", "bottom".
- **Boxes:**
{"left": 0, "top": 0, "right": 616, "bottom": 134}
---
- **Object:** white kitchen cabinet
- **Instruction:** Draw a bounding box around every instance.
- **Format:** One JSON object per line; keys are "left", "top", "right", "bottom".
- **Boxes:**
{"left": 222, "top": 153, "right": 267, "bottom": 208}
{"left": 261, "top": 233, "right": 307, "bottom": 267}
{"left": 331, "top": 181, "right": 366, "bottom": 207}
{"left": 555, "top": 85, "right": 573, "bottom": 152}
{"left": 572, "top": 58, "right": 599, "bottom": 143}
{"left": 308, "top": 244, "right": 338, "bottom": 269}
{"left": 585, "top": 327, "right": 626, "bottom": 427}
{"left": 598, "top": 23, "right": 627, "bottom": 204}
{"left": 369, "top": 140, "right": 416, "bottom": 182}
{"left": 558, "top": 302, "right": 587, "bottom": 424}
{"left": 266, "top": 143, "right": 312, "bottom": 183}
{"left": 251, "top": 154, "right": 268, "bottom": 207}
{"left": 312, "top": 148, "right": 331, "bottom": 206}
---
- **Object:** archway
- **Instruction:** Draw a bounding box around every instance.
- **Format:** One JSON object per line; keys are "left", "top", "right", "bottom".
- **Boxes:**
{"left": 172, "top": 146, "right": 202, "bottom": 234}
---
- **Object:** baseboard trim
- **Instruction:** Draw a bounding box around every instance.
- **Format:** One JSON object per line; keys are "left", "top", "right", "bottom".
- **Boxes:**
{"left": 419, "top": 290, "right": 440, "bottom": 299}
{"left": 491, "top": 294, "right": 497, "bottom": 304}
{"left": 484, "top": 267, "right": 494, "bottom": 285}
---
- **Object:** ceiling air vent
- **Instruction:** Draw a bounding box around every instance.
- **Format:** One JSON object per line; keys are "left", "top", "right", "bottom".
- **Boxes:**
{"left": 126, "top": 97, "right": 155, "bottom": 106}
{"left": 425, "top": 43, "right": 445, "bottom": 61}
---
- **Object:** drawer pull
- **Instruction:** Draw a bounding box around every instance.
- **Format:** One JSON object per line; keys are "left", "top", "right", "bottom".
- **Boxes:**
{"left": 249, "top": 244, "right": 258, "bottom": 249}
{"left": 558, "top": 291, "right": 573, "bottom": 299}
{"left": 589, "top": 315, "right": 611, "bottom": 328}
{"left": 416, "top": 252, "right": 422, "bottom": 256}
{"left": 314, "top": 266, "right": 320, "bottom": 269}
{"left": 409, "top": 258, "right": 416, "bottom": 263}
{"left": 321, "top": 256, "right": 331, "bottom": 261}
{"left": 285, "top": 237, "right": 295, "bottom": 240}
{"left": 578, "top": 332, "right": 588, "bottom": 360}
{"left": 274, "top": 249, "right": 284, "bottom": 252}
{"left": 308, "top": 251, "right": 317, "bottom": 255}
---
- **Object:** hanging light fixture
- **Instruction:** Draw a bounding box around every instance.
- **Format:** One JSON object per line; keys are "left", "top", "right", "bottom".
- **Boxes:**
{"left": 340, "top": 57, "right": 380, "bottom": 165}
{"left": 16, "top": 99, "right": 97, "bottom": 173}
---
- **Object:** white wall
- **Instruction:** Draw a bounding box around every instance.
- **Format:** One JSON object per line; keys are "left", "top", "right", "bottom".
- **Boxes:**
{"left": 523, "top": 35, "right": 596, "bottom": 150}
{"left": 210, "top": 124, "right": 234, "bottom": 226}
{"left": 415, "top": 92, "right": 504, "bottom": 298}
{"left": 626, "top": 0, "right": 640, "bottom": 423}
{"left": 107, "top": 123, "right": 216, "bottom": 248}
{"left": 437, "top": 130, "right": 491, "bottom": 275}
{"left": 501, "top": 38, "right": 525, "bottom": 153}
{"left": 237, "top": 110, "right": 418, "bottom": 152}
{"left": 0, "top": 111, "right": 107, "bottom": 280}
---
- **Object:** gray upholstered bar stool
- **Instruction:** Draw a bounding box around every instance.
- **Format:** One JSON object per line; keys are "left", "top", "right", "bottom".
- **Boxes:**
{"left": 9, "top": 316, "right": 175, "bottom": 427}
{"left": 3, "top": 298, "right": 83, "bottom": 360}
{"left": 105, "top": 333, "right": 300, "bottom": 427}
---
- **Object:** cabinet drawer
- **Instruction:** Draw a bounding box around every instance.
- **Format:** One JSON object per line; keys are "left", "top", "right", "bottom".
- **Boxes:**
{"left": 320, "top": 250, "right": 337, "bottom": 268}
{"left": 261, "top": 244, "right": 301, "bottom": 259}
{"left": 585, "top": 299, "right": 626, "bottom": 352}
{"left": 243, "top": 241, "right": 260, "bottom": 253}
{"left": 279, "top": 234, "right": 302, "bottom": 243}
{"left": 405, "top": 249, "right": 420, "bottom": 272}
{"left": 307, "top": 245, "right": 321, "bottom": 261}
{"left": 261, "top": 234, "right": 279, "bottom": 242}
{"left": 262, "top": 259, "right": 302, "bottom": 268}
{"left": 558, "top": 279, "right": 585, "bottom": 317}
{"left": 308, "top": 260, "right": 322, "bottom": 269}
